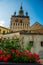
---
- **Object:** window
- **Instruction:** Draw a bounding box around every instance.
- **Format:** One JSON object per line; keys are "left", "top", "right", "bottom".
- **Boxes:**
{"left": 3, "top": 30, "right": 5, "bottom": 34}
{"left": 18, "top": 23, "right": 19, "bottom": 25}
{"left": 20, "top": 20, "right": 22, "bottom": 23}
{"left": 29, "top": 41, "right": 33, "bottom": 46}
{"left": 16, "top": 23, "right": 17, "bottom": 26}
{"left": 14, "top": 23, "right": 15, "bottom": 25}
{"left": 27, "top": 24, "right": 28, "bottom": 26}
{"left": 23, "top": 23, "right": 24, "bottom": 26}
{"left": 29, "top": 30, "right": 31, "bottom": 33}
{"left": 0, "top": 29, "right": 1, "bottom": 33}
{"left": 41, "top": 41, "right": 43, "bottom": 46}
{"left": 21, "top": 23, "right": 22, "bottom": 25}
{"left": 20, "top": 20, "right": 22, "bottom": 25}
{"left": 15, "top": 19, "right": 18, "bottom": 22}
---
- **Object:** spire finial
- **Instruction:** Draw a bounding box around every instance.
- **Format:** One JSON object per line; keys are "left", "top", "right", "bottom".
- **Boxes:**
{"left": 14, "top": 11, "right": 16, "bottom": 16}
{"left": 21, "top": 2, "right": 22, "bottom": 6}
{"left": 18, "top": 3, "right": 24, "bottom": 16}
{"left": 20, "top": 2, "right": 23, "bottom": 9}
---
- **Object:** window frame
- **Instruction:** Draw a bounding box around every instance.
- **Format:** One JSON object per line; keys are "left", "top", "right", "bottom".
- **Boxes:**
{"left": 29, "top": 41, "right": 34, "bottom": 46}
{"left": 41, "top": 41, "right": 43, "bottom": 47}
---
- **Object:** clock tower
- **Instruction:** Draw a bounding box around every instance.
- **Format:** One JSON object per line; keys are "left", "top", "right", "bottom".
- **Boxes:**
{"left": 10, "top": 4, "right": 30, "bottom": 32}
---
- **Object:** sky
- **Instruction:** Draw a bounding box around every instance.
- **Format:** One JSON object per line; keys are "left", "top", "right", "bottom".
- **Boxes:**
{"left": 0, "top": 0, "right": 43, "bottom": 27}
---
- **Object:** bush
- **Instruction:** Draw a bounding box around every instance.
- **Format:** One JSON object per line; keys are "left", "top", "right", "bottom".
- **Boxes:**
{"left": 0, "top": 49, "right": 40, "bottom": 63}
{"left": 0, "top": 38, "right": 40, "bottom": 63}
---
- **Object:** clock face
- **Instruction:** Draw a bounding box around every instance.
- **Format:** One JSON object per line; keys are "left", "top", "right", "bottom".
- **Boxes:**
{"left": 15, "top": 19, "right": 18, "bottom": 22}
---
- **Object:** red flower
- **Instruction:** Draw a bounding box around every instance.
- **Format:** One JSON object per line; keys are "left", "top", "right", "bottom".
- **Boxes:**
{"left": 33, "top": 53, "right": 39, "bottom": 62}
{"left": 16, "top": 54, "right": 19, "bottom": 57}
{"left": 0, "top": 50, "right": 3, "bottom": 54}
{"left": 10, "top": 49, "right": 15, "bottom": 53}
{"left": 23, "top": 50, "right": 27, "bottom": 54}
{"left": 19, "top": 52, "right": 23, "bottom": 55}
{"left": 0, "top": 56, "right": 3, "bottom": 60}
{"left": 33, "top": 53, "right": 39, "bottom": 59}
{"left": 27, "top": 52, "right": 32, "bottom": 58}
{"left": 6, "top": 54, "right": 11, "bottom": 58}
{"left": 33, "top": 53, "right": 38, "bottom": 57}
{"left": 3, "top": 56, "right": 8, "bottom": 61}
{"left": 15, "top": 50, "right": 19, "bottom": 53}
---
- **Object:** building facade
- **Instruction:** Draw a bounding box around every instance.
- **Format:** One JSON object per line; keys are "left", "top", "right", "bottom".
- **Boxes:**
{"left": 20, "top": 32, "right": 43, "bottom": 58}
{"left": 0, "top": 26, "right": 10, "bottom": 38}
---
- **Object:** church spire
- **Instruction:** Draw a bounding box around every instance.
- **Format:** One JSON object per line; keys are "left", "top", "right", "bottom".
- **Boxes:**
{"left": 20, "top": 3, "right": 22, "bottom": 10}
{"left": 18, "top": 3, "right": 24, "bottom": 16}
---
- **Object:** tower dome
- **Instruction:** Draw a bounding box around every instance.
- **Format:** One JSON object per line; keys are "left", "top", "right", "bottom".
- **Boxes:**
{"left": 26, "top": 12, "right": 28, "bottom": 16}
{"left": 18, "top": 4, "right": 24, "bottom": 16}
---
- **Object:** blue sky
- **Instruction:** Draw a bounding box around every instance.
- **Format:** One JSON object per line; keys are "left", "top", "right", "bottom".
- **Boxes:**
{"left": 0, "top": 0, "right": 43, "bottom": 27}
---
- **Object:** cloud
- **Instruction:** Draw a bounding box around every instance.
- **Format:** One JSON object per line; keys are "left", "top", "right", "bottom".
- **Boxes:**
{"left": 0, "top": 20, "right": 5, "bottom": 26}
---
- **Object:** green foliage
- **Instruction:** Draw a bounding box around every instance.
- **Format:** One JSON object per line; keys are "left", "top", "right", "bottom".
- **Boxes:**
{"left": 0, "top": 38, "right": 22, "bottom": 50}
{"left": 26, "top": 42, "right": 33, "bottom": 51}
{"left": 30, "top": 57, "right": 36, "bottom": 62}
{"left": 21, "top": 54, "right": 28, "bottom": 62}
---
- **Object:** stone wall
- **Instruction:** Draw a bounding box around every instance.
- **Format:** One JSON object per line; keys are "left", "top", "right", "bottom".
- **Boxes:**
{"left": 2, "top": 32, "right": 20, "bottom": 39}
{"left": 20, "top": 34, "right": 43, "bottom": 54}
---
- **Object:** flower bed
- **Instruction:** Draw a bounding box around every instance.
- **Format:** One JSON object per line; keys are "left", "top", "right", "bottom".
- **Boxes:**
{"left": 0, "top": 38, "right": 41, "bottom": 65}
{"left": 0, "top": 49, "right": 40, "bottom": 63}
